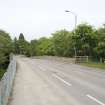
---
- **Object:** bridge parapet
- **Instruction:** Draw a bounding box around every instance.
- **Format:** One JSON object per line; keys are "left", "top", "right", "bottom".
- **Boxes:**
{"left": 0, "top": 56, "right": 16, "bottom": 105}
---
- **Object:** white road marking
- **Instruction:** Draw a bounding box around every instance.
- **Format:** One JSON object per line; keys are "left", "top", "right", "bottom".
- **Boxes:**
{"left": 53, "top": 74, "right": 72, "bottom": 86}
{"left": 86, "top": 94, "right": 105, "bottom": 105}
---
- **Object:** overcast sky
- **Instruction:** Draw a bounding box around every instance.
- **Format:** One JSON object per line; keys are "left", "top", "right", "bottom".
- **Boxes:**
{"left": 0, "top": 0, "right": 105, "bottom": 41}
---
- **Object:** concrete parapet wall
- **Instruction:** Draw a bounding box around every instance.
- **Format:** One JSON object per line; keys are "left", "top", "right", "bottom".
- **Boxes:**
{"left": 0, "top": 57, "right": 16, "bottom": 105}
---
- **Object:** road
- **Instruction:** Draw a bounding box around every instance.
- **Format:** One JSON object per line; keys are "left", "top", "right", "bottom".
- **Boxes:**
{"left": 9, "top": 57, "right": 105, "bottom": 105}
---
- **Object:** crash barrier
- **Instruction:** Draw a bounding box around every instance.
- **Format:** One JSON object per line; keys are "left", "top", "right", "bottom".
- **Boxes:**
{"left": 0, "top": 57, "right": 16, "bottom": 105}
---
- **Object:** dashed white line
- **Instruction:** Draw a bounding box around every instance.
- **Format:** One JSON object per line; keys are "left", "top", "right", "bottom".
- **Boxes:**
{"left": 53, "top": 74, "right": 72, "bottom": 86}
{"left": 86, "top": 94, "right": 105, "bottom": 105}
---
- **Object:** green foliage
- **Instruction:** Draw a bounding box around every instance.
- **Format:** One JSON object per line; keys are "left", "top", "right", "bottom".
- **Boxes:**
{"left": 52, "top": 29, "right": 69, "bottom": 56}
{"left": 94, "top": 25, "right": 105, "bottom": 61}
{"left": 18, "top": 33, "right": 27, "bottom": 54}
{"left": 0, "top": 30, "right": 12, "bottom": 68}
{"left": 0, "top": 69, "right": 6, "bottom": 79}
{"left": 14, "top": 33, "right": 30, "bottom": 55}
{"left": 64, "top": 32, "right": 75, "bottom": 57}
{"left": 13, "top": 37, "right": 19, "bottom": 54}
{"left": 35, "top": 37, "right": 54, "bottom": 56}
{"left": 29, "top": 39, "right": 38, "bottom": 56}
{"left": 72, "top": 23, "right": 96, "bottom": 56}
{"left": 19, "top": 33, "right": 25, "bottom": 40}
{"left": 1, "top": 23, "right": 105, "bottom": 70}
{"left": 26, "top": 23, "right": 104, "bottom": 61}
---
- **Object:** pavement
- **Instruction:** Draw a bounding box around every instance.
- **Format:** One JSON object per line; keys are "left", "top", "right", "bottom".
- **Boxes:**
{"left": 8, "top": 57, "right": 105, "bottom": 105}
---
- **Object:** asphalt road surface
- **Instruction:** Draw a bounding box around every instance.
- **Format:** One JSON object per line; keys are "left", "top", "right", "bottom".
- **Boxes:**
{"left": 9, "top": 57, "right": 105, "bottom": 105}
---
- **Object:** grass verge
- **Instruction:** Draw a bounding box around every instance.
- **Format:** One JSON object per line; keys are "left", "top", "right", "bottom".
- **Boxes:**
{"left": 80, "top": 61, "right": 105, "bottom": 70}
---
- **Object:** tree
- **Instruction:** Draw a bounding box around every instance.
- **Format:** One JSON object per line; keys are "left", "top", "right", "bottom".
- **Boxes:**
{"left": 94, "top": 25, "right": 105, "bottom": 61}
{"left": 52, "top": 29, "right": 69, "bottom": 56}
{"left": 30, "top": 39, "right": 38, "bottom": 56}
{"left": 64, "top": 32, "right": 74, "bottom": 57}
{"left": 18, "top": 33, "right": 28, "bottom": 54}
{"left": 72, "top": 23, "right": 96, "bottom": 56}
{"left": 36, "top": 37, "right": 54, "bottom": 56}
{"left": 13, "top": 37, "right": 19, "bottom": 54}
{"left": 0, "top": 30, "right": 12, "bottom": 68}
{"left": 19, "top": 33, "right": 25, "bottom": 40}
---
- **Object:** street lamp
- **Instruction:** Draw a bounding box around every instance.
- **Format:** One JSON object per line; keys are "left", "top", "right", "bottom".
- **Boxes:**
{"left": 65, "top": 10, "right": 77, "bottom": 57}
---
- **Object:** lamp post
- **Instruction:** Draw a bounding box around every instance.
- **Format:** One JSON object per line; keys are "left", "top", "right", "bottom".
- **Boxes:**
{"left": 65, "top": 10, "right": 77, "bottom": 57}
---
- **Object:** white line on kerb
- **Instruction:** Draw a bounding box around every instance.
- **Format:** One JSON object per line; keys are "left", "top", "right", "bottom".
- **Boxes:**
{"left": 86, "top": 94, "right": 105, "bottom": 105}
{"left": 53, "top": 74, "right": 72, "bottom": 86}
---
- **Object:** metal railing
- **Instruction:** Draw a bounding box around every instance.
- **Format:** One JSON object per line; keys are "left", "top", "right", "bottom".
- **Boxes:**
{"left": 0, "top": 57, "right": 16, "bottom": 105}
{"left": 74, "top": 56, "right": 89, "bottom": 63}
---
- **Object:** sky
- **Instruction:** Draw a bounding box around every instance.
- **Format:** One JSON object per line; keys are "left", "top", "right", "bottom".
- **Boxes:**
{"left": 0, "top": 0, "right": 105, "bottom": 41}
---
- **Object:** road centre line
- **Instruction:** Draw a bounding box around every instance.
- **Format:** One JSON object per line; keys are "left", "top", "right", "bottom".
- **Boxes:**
{"left": 53, "top": 74, "right": 72, "bottom": 86}
{"left": 86, "top": 94, "right": 105, "bottom": 105}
